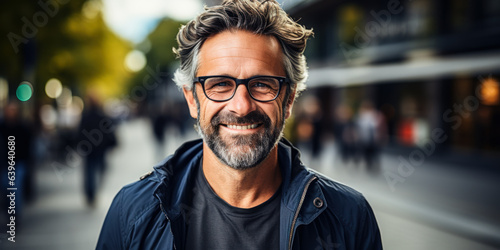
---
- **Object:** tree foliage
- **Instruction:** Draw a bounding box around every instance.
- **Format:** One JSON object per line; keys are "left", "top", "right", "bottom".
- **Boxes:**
{"left": 127, "top": 18, "right": 184, "bottom": 91}
{"left": 0, "top": 0, "right": 132, "bottom": 101}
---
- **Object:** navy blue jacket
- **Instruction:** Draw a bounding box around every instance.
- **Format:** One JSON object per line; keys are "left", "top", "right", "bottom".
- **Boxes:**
{"left": 97, "top": 139, "right": 382, "bottom": 249}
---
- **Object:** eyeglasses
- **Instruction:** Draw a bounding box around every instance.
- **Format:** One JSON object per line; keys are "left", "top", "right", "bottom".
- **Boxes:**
{"left": 193, "top": 75, "right": 289, "bottom": 102}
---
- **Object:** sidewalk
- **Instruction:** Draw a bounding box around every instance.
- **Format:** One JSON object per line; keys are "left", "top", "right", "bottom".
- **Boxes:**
{"left": 301, "top": 142, "right": 500, "bottom": 250}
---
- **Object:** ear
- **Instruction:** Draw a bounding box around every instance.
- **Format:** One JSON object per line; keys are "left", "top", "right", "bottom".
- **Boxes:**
{"left": 183, "top": 86, "right": 198, "bottom": 119}
{"left": 284, "top": 90, "right": 296, "bottom": 119}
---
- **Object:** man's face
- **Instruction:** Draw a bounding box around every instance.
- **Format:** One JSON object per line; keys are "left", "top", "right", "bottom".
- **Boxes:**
{"left": 183, "top": 30, "right": 295, "bottom": 170}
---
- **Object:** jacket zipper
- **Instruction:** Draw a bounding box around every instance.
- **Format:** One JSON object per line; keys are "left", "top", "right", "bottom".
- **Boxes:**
{"left": 159, "top": 203, "right": 177, "bottom": 250}
{"left": 288, "top": 176, "right": 317, "bottom": 250}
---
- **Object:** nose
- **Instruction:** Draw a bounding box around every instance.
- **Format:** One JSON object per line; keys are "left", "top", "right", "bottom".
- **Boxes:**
{"left": 226, "top": 84, "right": 256, "bottom": 117}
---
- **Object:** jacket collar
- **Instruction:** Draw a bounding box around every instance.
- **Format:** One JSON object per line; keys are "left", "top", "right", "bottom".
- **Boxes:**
{"left": 152, "top": 138, "right": 326, "bottom": 226}
{"left": 278, "top": 138, "right": 317, "bottom": 211}
{"left": 277, "top": 139, "right": 327, "bottom": 249}
{"left": 153, "top": 139, "right": 203, "bottom": 219}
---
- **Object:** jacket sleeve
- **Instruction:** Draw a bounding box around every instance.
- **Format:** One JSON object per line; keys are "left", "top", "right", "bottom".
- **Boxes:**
{"left": 356, "top": 198, "right": 383, "bottom": 250}
{"left": 96, "top": 189, "right": 125, "bottom": 249}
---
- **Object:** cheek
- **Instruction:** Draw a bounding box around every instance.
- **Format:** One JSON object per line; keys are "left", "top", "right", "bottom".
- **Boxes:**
{"left": 199, "top": 102, "right": 223, "bottom": 126}
{"left": 199, "top": 105, "right": 211, "bottom": 125}
{"left": 265, "top": 104, "right": 285, "bottom": 125}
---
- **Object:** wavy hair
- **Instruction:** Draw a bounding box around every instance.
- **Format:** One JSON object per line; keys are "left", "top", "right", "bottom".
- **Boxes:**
{"left": 173, "top": 0, "right": 313, "bottom": 95}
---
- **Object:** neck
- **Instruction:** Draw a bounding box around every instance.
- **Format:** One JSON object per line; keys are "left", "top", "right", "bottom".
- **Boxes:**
{"left": 202, "top": 143, "right": 282, "bottom": 208}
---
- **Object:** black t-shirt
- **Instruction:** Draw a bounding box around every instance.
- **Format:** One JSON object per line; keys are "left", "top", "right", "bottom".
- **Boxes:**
{"left": 184, "top": 161, "right": 281, "bottom": 250}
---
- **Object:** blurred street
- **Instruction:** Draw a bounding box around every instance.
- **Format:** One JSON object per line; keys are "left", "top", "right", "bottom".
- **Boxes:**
{"left": 2, "top": 0, "right": 500, "bottom": 249}
{"left": 1, "top": 118, "right": 499, "bottom": 249}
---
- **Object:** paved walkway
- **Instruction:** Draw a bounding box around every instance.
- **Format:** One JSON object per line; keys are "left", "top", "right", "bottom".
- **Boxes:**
{"left": 302, "top": 143, "right": 500, "bottom": 250}
{"left": 1, "top": 118, "right": 498, "bottom": 249}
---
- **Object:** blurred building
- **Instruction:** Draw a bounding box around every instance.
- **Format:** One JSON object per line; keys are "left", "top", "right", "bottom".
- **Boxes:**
{"left": 283, "top": 0, "right": 500, "bottom": 166}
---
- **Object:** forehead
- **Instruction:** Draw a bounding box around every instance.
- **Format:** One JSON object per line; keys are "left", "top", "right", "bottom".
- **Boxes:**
{"left": 198, "top": 30, "right": 285, "bottom": 76}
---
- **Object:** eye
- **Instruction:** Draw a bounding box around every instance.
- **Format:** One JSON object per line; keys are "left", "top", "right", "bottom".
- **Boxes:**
{"left": 205, "top": 78, "right": 235, "bottom": 93}
{"left": 213, "top": 81, "right": 231, "bottom": 87}
{"left": 253, "top": 82, "right": 272, "bottom": 89}
{"left": 250, "top": 78, "right": 279, "bottom": 92}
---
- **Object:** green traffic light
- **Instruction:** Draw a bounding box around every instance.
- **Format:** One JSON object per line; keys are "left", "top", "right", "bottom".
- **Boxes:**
{"left": 16, "top": 82, "right": 33, "bottom": 101}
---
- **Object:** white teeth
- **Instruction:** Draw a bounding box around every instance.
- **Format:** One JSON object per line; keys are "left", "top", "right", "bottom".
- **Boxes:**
{"left": 227, "top": 124, "right": 258, "bottom": 130}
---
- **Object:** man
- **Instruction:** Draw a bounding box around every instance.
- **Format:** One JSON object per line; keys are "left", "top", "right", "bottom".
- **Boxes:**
{"left": 97, "top": 0, "right": 382, "bottom": 249}
{"left": 79, "top": 92, "right": 117, "bottom": 207}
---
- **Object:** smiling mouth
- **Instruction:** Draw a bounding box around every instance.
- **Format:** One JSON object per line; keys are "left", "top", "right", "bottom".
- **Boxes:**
{"left": 223, "top": 123, "right": 261, "bottom": 130}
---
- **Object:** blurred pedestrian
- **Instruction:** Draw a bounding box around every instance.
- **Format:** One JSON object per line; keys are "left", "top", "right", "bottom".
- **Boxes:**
{"left": 79, "top": 93, "right": 117, "bottom": 207}
{"left": 0, "top": 101, "right": 34, "bottom": 225}
{"left": 150, "top": 103, "right": 170, "bottom": 161}
{"left": 305, "top": 96, "right": 323, "bottom": 158}
{"left": 334, "top": 104, "right": 358, "bottom": 164}
{"left": 356, "top": 101, "right": 386, "bottom": 172}
{"left": 294, "top": 95, "right": 323, "bottom": 158}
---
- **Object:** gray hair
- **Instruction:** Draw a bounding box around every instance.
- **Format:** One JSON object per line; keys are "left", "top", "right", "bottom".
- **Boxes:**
{"left": 173, "top": 0, "right": 313, "bottom": 95}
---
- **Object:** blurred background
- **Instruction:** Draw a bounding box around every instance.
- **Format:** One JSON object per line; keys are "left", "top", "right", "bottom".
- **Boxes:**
{"left": 0, "top": 0, "right": 499, "bottom": 249}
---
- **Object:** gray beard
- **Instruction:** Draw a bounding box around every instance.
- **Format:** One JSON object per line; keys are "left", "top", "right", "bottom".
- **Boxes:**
{"left": 196, "top": 110, "right": 284, "bottom": 170}
{"left": 193, "top": 95, "right": 284, "bottom": 170}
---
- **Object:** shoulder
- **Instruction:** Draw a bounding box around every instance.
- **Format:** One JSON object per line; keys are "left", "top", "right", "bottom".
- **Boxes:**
{"left": 98, "top": 172, "right": 168, "bottom": 249}
{"left": 314, "top": 171, "right": 366, "bottom": 206}
{"left": 115, "top": 171, "right": 162, "bottom": 218}
{"left": 310, "top": 170, "right": 375, "bottom": 230}
{"left": 298, "top": 169, "right": 382, "bottom": 249}
{"left": 105, "top": 171, "right": 163, "bottom": 232}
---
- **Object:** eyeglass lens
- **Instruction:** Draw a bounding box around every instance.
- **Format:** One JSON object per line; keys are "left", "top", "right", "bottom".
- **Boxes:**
{"left": 204, "top": 77, "right": 280, "bottom": 101}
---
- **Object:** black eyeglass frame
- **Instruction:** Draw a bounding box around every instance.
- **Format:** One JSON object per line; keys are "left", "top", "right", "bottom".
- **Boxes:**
{"left": 193, "top": 75, "right": 290, "bottom": 102}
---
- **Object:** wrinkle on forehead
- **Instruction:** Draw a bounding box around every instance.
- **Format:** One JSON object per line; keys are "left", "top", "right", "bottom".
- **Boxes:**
{"left": 198, "top": 30, "right": 285, "bottom": 77}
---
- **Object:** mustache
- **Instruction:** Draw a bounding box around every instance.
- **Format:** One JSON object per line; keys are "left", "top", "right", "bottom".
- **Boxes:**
{"left": 211, "top": 110, "right": 270, "bottom": 127}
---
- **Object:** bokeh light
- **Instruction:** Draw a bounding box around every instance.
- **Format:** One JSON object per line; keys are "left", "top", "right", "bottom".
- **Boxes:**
{"left": 16, "top": 81, "right": 33, "bottom": 101}
{"left": 45, "top": 78, "right": 63, "bottom": 99}
{"left": 40, "top": 104, "right": 58, "bottom": 130}
{"left": 0, "top": 78, "right": 8, "bottom": 104}
{"left": 56, "top": 87, "right": 73, "bottom": 107}
{"left": 72, "top": 95, "right": 85, "bottom": 113}
{"left": 124, "top": 50, "right": 147, "bottom": 72}
{"left": 82, "top": 0, "right": 103, "bottom": 19}
{"left": 480, "top": 77, "right": 500, "bottom": 105}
